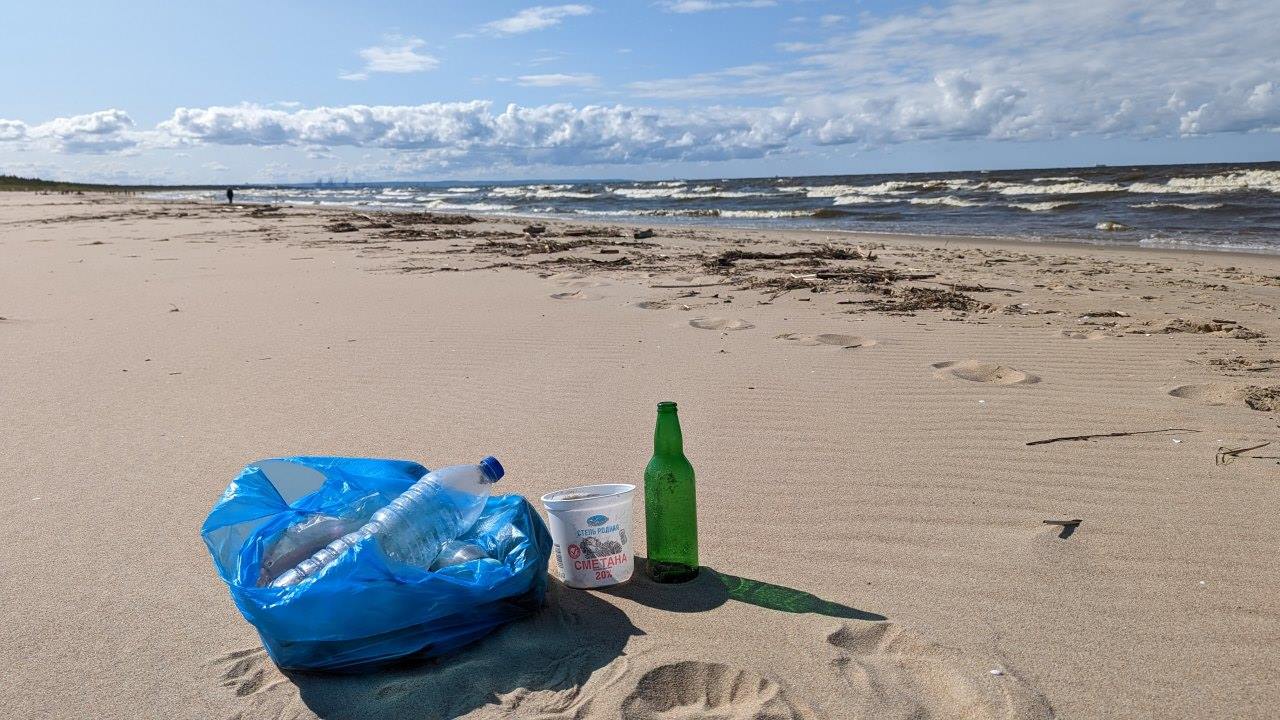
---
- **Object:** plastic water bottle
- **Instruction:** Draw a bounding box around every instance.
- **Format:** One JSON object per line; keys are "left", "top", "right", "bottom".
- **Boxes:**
{"left": 269, "top": 457, "right": 504, "bottom": 588}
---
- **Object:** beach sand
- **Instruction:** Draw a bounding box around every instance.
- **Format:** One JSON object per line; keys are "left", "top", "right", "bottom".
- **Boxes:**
{"left": 2, "top": 192, "right": 1278, "bottom": 719}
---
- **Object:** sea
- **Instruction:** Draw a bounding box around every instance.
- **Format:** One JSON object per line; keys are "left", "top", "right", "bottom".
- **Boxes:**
{"left": 154, "top": 162, "right": 1280, "bottom": 253}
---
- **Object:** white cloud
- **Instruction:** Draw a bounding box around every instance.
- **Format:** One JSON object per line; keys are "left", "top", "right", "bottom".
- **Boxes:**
{"left": 638, "top": 0, "right": 1280, "bottom": 144}
{"left": 0, "top": 119, "right": 27, "bottom": 141}
{"left": 516, "top": 73, "right": 600, "bottom": 87}
{"left": 482, "top": 5, "right": 594, "bottom": 35}
{"left": 775, "top": 41, "right": 822, "bottom": 53}
{"left": 341, "top": 36, "right": 438, "bottom": 80}
{"left": 28, "top": 109, "right": 139, "bottom": 153}
{"left": 660, "top": 0, "right": 775, "bottom": 13}
{"left": 819, "top": 14, "right": 845, "bottom": 26}
{"left": 203, "top": 161, "right": 229, "bottom": 172}
{"left": 527, "top": 50, "right": 570, "bottom": 66}
{"left": 157, "top": 101, "right": 805, "bottom": 167}
{"left": 629, "top": 64, "right": 817, "bottom": 100}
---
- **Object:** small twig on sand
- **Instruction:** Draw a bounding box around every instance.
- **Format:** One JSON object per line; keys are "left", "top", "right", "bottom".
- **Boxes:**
{"left": 1044, "top": 518, "right": 1083, "bottom": 539}
{"left": 945, "top": 282, "right": 1023, "bottom": 293}
{"left": 1215, "top": 441, "right": 1271, "bottom": 465}
{"left": 650, "top": 282, "right": 732, "bottom": 289}
{"left": 1026, "top": 428, "right": 1200, "bottom": 446}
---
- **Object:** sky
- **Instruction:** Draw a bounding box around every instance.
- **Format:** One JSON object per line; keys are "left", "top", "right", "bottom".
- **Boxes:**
{"left": 1, "top": 0, "right": 1278, "bottom": 184}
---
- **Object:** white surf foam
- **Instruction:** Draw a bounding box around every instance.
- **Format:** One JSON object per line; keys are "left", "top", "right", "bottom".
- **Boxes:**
{"left": 720, "top": 209, "right": 827, "bottom": 218}
{"left": 488, "top": 186, "right": 599, "bottom": 199}
{"left": 832, "top": 195, "right": 886, "bottom": 205}
{"left": 992, "top": 181, "right": 1125, "bottom": 195}
{"left": 1128, "top": 170, "right": 1280, "bottom": 195}
{"left": 424, "top": 200, "right": 516, "bottom": 212}
{"left": 1131, "top": 201, "right": 1225, "bottom": 210}
{"left": 908, "top": 196, "right": 982, "bottom": 207}
{"left": 609, "top": 187, "right": 769, "bottom": 200}
{"left": 1008, "top": 201, "right": 1076, "bottom": 212}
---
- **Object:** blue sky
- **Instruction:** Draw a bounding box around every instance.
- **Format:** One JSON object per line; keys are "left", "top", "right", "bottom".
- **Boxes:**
{"left": 1, "top": 0, "right": 1277, "bottom": 183}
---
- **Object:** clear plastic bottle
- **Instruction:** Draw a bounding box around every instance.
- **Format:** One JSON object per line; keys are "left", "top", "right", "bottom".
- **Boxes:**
{"left": 269, "top": 457, "right": 504, "bottom": 588}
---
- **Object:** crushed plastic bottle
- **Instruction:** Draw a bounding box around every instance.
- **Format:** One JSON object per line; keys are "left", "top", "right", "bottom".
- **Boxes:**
{"left": 429, "top": 540, "right": 491, "bottom": 571}
{"left": 257, "top": 514, "right": 358, "bottom": 587}
{"left": 268, "top": 457, "right": 505, "bottom": 588}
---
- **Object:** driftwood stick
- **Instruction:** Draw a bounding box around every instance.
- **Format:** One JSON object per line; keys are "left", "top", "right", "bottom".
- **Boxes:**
{"left": 1043, "top": 519, "right": 1082, "bottom": 526}
{"left": 1215, "top": 441, "right": 1272, "bottom": 465}
{"left": 945, "top": 282, "right": 1023, "bottom": 293}
{"left": 649, "top": 282, "right": 732, "bottom": 289}
{"left": 1026, "top": 428, "right": 1200, "bottom": 446}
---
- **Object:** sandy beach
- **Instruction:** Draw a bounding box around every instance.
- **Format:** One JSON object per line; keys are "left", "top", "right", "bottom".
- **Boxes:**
{"left": 3, "top": 191, "right": 1278, "bottom": 719}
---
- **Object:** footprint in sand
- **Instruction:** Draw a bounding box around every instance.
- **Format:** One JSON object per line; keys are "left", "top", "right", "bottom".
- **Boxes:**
{"left": 1168, "top": 383, "right": 1280, "bottom": 411}
{"left": 826, "top": 622, "right": 1054, "bottom": 719}
{"left": 636, "top": 300, "right": 668, "bottom": 310}
{"left": 621, "top": 661, "right": 815, "bottom": 720}
{"left": 551, "top": 290, "right": 599, "bottom": 301}
{"left": 1061, "top": 329, "right": 1109, "bottom": 340}
{"left": 689, "top": 317, "right": 754, "bottom": 331}
{"left": 776, "top": 333, "right": 876, "bottom": 349}
{"left": 932, "top": 360, "right": 1040, "bottom": 385}
{"left": 212, "top": 647, "right": 301, "bottom": 718}
{"left": 548, "top": 272, "right": 608, "bottom": 289}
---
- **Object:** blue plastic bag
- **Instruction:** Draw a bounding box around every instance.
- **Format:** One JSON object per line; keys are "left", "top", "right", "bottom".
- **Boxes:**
{"left": 201, "top": 456, "right": 552, "bottom": 671}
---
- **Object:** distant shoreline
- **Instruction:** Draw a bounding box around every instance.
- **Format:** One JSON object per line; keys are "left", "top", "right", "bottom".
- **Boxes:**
{"left": 137, "top": 191, "right": 1280, "bottom": 260}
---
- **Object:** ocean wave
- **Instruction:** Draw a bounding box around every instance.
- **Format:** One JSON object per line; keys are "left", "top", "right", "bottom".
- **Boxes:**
{"left": 992, "top": 181, "right": 1125, "bottom": 195}
{"left": 565, "top": 208, "right": 716, "bottom": 217}
{"left": 908, "top": 195, "right": 982, "bottom": 207}
{"left": 796, "top": 183, "right": 912, "bottom": 198}
{"left": 563, "top": 207, "right": 843, "bottom": 219}
{"left": 609, "top": 186, "right": 768, "bottom": 200}
{"left": 1031, "top": 176, "right": 1083, "bottom": 182}
{"left": 720, "top": 209, "right": 840, "bottom": 218}
{"left": 1137, "top": 236, "right": 1275, "bottom": 253}
{"left": 608, "top": 187, "right": 682, "bottom": 199}
{"left": 1008, "top": 201, "right": 1077, "bottom": 212}
{"left": 446, "top": 187, "right": 479, "bottom": 193}
{"left": 832, "top": 195, "right": 886, "bottom": 205}
{"left": 424, "top": 200, "right": 516, "bottom": 212}
{"left": 1131, "top": 201, "right": 1226, "bottom": 210}
{"left": 1127, "top": 169, "right": 1280, "bottom": 195}
{"left": 489, "top": 186, "right": 600, "bottom": 199}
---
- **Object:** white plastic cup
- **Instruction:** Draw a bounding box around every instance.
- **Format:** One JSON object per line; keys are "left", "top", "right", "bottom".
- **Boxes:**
{"left": 540, "top": 484, "right": 635, "bottom": 589}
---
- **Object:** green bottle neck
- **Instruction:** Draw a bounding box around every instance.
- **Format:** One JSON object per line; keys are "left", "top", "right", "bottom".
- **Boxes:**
{"left": 653, "top": 404, "right": 684, "bottom": 456}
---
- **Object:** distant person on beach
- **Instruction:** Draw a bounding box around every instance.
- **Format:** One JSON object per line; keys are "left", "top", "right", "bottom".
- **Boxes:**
{"left": 226, "top": 188, "right": 234, "bottom": 205}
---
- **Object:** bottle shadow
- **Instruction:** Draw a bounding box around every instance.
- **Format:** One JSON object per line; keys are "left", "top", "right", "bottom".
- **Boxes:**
{"left": 274, "top": 562, "right": 881, "bottom": 718}
{"left": 285, "top": 580, "right": 643, "bottom": 720}
{"left": 600, "top": 556, "right": 886, "bottom": 620}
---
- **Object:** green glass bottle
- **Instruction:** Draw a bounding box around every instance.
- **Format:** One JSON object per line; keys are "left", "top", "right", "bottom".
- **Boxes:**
{"left": 644, "top": 401, "right": 699, "bottom": 583}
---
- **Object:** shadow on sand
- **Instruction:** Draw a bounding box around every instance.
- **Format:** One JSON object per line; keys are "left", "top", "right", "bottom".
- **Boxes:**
{"left": 280, "top": 560, "right": 881, "bottom": 719}
{"left": 285, "top": 580, "right": 642, "bottom": 720}
{"left": 601, "top": 556, "right": 886, "bottom": 620}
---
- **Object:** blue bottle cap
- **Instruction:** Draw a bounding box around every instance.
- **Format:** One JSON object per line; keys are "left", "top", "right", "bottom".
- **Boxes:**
{"left": 479, "top": 456, "right": 505, "bottom": 482}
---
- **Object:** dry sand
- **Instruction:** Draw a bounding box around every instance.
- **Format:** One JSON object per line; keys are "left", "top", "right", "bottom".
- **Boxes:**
{"left": 2, "top": 192, "right": 1278, "bottom": 719}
